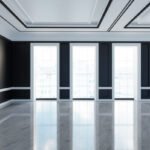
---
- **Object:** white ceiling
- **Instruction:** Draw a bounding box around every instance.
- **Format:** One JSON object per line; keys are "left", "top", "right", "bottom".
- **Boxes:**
{"left": 0, "top": 0, "right": 150, "bottom": 41}
{"left": 3, "top": 0, "right": 110, "bottom": 27}
{"left": 1, "top": 0, "right": 111, "bottom": 28}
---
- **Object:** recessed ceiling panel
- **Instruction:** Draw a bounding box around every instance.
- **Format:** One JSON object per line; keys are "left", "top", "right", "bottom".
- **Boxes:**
{"left": 1, "top": 0, "right": 111, "bottom": 28}
{"left": 126, "top": 3, "right": 150, "bottom": 28}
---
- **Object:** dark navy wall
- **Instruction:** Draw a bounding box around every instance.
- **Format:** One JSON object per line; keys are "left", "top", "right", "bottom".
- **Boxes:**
{"left": 11, "top": 42, "right": 30, "bottom": 99}
{"left": 0, "top": 37, "right": 12, "bottom": 89}
{"left": 141, "top": 43, "right": 150, "bottom": 99}
{"left": 0, "top": 37, "right": 12, "bottom": 103}
{"left": 99, "top": 43, "right": 112, "bottom": 99}
{"left": 11, "top": 42, "right": 30, "bottom": 87}
{"left": 0, "top": 40, "right": 30, "bottom": 103}
{"left": 59, "top": 43, "right": 70, "bottom": 87}
{"left": 59, "top": 43, "right": 70, "bottom": 99}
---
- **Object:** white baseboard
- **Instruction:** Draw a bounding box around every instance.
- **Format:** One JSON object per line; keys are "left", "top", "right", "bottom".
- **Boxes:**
{"left": 10, "top": 99, "right": 32, "bottom": 102}
{"left": 0, "top": 100, "right": 13, "bottom": 109}
{"left": 0, "top": 99, "right": 32, "bottom": 109}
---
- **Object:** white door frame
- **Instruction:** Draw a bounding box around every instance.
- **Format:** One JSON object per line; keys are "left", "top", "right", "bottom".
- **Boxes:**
{"left": 70, "top": 43, "right": 99, "bottom": 100}
{"left": 30, "top": 43, "right": 60, "bottom": 101}
{"left": 112, "top": 43, "right": 141, "bottom": 101}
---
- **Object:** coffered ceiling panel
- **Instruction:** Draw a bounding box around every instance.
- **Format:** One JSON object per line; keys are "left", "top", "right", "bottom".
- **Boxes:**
{"left": 1, "top": 0, "right": 111, "bottom": 28}
{"left": 111, "top": 0, "right": 150, "bottom": 32}
{"left": 126, "top": 3, "right": 150, "bottom": 28}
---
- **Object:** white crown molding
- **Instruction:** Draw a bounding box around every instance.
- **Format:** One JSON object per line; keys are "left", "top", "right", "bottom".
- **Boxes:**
{"left": 11, "top": 31, "right": 150, "bottom": 41}
{"left": 0, "top": 17, "right": 15, "bottom": 40}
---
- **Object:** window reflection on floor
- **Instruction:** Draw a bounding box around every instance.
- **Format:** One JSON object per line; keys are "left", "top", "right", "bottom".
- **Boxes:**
{"left": 33, "top": 100, "right": 135, "bottom": 150}
{"left": 35, "top": 101, "right": 57, "bottom": 150}
{"left": 73, "top": 101, "right": 95, "bottom": 150}
{"left": 115, "top": 101, "right": 134, "bottom": 150}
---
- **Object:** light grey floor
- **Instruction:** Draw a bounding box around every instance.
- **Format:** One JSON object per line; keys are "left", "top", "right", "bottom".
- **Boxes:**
{"left": 0, "top": 100, "right": 149, "bottom": 150}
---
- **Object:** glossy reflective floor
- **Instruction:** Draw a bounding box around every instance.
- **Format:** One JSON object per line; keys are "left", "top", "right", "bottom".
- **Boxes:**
{"left": 0, "top": 100, "right": 149, "bottom": 150}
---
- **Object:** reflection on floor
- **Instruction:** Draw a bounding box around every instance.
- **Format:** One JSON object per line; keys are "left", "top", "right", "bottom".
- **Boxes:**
{"left": 0, "top": 100, "right": 149, "bottom": 150}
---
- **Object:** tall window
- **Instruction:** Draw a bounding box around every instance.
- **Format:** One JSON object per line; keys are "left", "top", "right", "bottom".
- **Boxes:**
{"left": 72, "top": 44, "right": 97, "bottom": 99}
{"left": 33, "top": 44, "right": 58, "bottom": 99}
{"left": 114, "top": 44, "right": 138, "bottom": 99}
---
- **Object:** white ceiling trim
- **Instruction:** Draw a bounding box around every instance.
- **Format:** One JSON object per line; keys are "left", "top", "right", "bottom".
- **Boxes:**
{"left": 0, "top": 17, "right": 16, "bottom": 40}
{"left": 11, "top": 31, "right": 150, "bottom": 41}
{"left": 99, "top": 0, "right": 133, "bottom": 31}
{"left": 112, "top": 0, "right": 150, "bottom": 31}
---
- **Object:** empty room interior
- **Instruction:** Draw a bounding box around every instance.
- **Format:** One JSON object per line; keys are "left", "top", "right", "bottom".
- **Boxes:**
{"left": 0, "top": 0, "right": 150, "bottom": 149}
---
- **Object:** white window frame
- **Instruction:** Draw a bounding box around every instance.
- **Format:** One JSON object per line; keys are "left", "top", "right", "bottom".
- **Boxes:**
{"left": 30, "top": 43, "right": 59, "bottom": 101}
{"left": 70, "top": 43, "right": 98, "bottom": 100}
{"left": 112, "top": 43, "right": 141, "bottom": 101}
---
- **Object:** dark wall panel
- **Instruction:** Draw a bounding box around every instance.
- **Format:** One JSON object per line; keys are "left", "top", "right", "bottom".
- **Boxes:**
{"left": 0, "top": 91, "right": 11, "bottom": 103}
{"left": 99, "top": 89, "right": 112, "bottom": 99}
{"left": 60, "top": 43, "right": 70, "bottom": 87}
{"left": 99, "top": 43, "right": 112, "bottom": 87}
{"left": 12, "top": 42, "right": 30, "bottom": 87}
{"left": 0, "top": 36, "right": 12, "bottom": 103}
{"left": 11, "top": 90, "right": 30, "bottom": 99}
{"left": 141, "top": 43, "right": 150, "bottom": 87}
{"left": 141, "top": 90, "right": 150, "bottom": 99}
{"left": 0, "top": 37, "right": 11, "bottom": 89}
{"left": 60, "top": 89, "right": 70, "bottom": 99}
